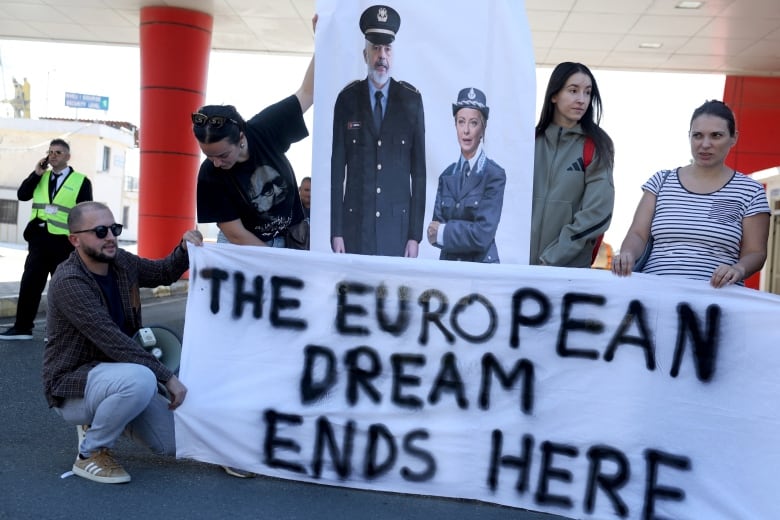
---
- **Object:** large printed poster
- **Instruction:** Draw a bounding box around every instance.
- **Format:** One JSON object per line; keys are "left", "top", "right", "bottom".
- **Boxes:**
{"left": 309, "top": 0, "right": 535, "bottom": 263}
{"left": 176, "top": 243, "right": 780, "bottom": 519}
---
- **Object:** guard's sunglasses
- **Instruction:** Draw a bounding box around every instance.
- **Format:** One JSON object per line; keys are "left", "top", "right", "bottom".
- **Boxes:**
{"left": 191, "top": 112, "right": 238, "bottom": 129}
{"left": 72, "top": 223, "right": 123, "bottom": 239}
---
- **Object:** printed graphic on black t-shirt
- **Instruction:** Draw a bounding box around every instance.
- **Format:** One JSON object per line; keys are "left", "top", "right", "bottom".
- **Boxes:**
{"left": 233, "top": 161, "right": 294, "bottom": 240}
{"left": 249, "top": 165, "right": 290, "bottom": 216}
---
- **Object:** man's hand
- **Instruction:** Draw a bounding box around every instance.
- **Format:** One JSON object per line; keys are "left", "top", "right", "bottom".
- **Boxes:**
{"left": 34, "top": 155, "right": 48, "bottom": 176}
{"left": 180, "top": 229, "right": 204, "bottom": 251}
{"left": 404, "top": 240, "right": 419, "bottom": 258}
{"left": 332, "top": 236, "right": 346, "bottom": 254}
{"left": 427, "top": 221, "right": 440, "bottom": 246}
{"left": 165, "top": 375, "right": 188, "bottom": 410}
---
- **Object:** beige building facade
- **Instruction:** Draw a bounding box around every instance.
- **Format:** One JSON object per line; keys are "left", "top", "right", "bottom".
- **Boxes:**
{"left": 752, "top": 167, "right": 780, "bottom": 295}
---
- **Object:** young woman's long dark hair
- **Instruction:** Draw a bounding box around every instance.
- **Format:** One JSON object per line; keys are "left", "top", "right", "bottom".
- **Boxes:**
{"left": 535, "top": 62, "right": 614, "bottom": 170}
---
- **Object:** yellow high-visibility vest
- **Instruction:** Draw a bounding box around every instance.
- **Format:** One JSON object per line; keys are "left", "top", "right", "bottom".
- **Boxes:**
{"left": 30, "top": 170, "right": 86, "bottom": 235}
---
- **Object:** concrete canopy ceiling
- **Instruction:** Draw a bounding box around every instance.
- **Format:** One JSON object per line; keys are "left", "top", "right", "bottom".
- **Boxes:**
{"left": 0, "top": 0, "right": 777, "bottom": 76}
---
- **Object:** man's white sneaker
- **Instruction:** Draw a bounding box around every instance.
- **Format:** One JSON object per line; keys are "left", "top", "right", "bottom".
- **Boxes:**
{"left": 72, "top": 448, "right": 131, "bottom": 484}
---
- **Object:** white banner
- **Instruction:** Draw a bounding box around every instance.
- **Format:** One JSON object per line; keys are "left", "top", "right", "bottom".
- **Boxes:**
{"left": 176, "top": 243, "right": 780, "bottom": 519}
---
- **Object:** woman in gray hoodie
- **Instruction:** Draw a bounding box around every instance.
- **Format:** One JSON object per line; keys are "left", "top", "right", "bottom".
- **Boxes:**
{"left": 530, "top": 62, "right": 615, "bottom": 267}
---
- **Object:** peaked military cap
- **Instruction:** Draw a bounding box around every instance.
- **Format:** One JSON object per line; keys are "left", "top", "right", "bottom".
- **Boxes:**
{"left": 360, "top": 5, "right": 401, "bottom": 45}
{"left": 452, "top": 87, "right": 489, "bottom": 120}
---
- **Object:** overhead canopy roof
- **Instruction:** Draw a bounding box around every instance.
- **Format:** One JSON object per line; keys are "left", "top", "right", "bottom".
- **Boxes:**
{"left": 0, "top": 0, "right": 777, "bottom": 76}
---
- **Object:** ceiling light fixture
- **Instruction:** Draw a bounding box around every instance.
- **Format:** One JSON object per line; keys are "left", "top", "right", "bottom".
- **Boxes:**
{"left": 676, "top": 1, "right": 704, "bottom": 9}
{"left": 639, "top": 42, "right": 663, "bottom": 49}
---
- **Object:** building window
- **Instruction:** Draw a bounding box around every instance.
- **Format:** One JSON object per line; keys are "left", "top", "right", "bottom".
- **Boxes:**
{"left": 125, "top": 175, "right": 140, "bottom": 192}
{"left": 114, "top": 150, "right": 126, "bottom": 169}
{"left": 102, "top": 146, "right": 111, "bottom": 172}
{"left": 122, "top": 206, "right": 130, "bottom": 229}
{"left": 0, "top": 199, "right": 19, "bottom": 224}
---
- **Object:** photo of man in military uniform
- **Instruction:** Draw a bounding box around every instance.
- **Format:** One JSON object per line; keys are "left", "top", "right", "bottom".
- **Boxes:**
{"left": 330, "top": 4, "right": 426, "bottom": 257}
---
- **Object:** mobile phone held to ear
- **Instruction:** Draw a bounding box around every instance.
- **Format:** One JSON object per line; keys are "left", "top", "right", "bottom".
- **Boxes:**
{"left": 39, "top": 156, "right": 49, "bottom": 169}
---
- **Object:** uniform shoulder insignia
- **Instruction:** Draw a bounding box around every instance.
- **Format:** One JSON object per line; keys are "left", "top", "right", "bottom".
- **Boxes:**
{"left": 398, "top": 80, "right": 419, "bottom": 93}
{"left": 340, "top": 80, "right": 361, "bottom": 93}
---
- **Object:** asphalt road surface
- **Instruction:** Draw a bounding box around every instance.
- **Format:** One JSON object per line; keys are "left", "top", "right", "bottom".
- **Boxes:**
{"left": 0, "top": 295, "right": 570, "bottom": 520}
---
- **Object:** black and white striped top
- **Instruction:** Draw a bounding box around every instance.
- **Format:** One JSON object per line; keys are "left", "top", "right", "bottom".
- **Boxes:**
{"left": 642, "top": 168, "right": 770, "bottom": 283}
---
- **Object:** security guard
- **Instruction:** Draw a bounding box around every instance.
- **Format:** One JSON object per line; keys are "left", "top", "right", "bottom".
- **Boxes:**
{"left": 330, "top": 4, "right": 426, "bottom": 257}
{"left": 0, "top": 139, "right": 92, "bottom": 340}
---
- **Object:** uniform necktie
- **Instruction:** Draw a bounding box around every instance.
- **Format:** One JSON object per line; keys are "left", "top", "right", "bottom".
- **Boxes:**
{"left": 49, "top": 172, "right": 60, "bottom": 200}
{"left": 460, "top": 161, "right": 470, "bottom": 190}
{"left": 373, "top": 91, "right": 384, "bottom": 131}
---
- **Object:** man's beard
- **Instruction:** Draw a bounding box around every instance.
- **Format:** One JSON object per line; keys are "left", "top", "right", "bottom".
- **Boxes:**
{"left": 368, "top": 64, "right": 389, "bottom": 87}
{"left": 83, "top": 244, "right": 115, "bottom": 264}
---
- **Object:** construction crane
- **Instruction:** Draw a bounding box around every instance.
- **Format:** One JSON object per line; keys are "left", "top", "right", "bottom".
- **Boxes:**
{"left": 2, "top": 76, "right": 31, "bottom": 118}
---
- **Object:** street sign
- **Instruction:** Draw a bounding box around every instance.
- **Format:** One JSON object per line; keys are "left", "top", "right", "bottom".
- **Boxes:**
{"left": 64, "top": 92, "right": 109, "bottom": 110}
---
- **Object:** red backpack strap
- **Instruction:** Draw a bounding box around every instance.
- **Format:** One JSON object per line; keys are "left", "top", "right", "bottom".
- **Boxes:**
{"left": 584, "top": 136, "right": 601, "bottom": 265}
{"left": 591, "top": 233, "right": 604, "bottom": 265}
{"left": 583, "top": 136, "right": 595, "bottom": 170}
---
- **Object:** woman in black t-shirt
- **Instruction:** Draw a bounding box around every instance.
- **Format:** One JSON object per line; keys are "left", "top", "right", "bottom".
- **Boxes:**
{"left": 192, "top": 57, "right": 314, "bottom": 248}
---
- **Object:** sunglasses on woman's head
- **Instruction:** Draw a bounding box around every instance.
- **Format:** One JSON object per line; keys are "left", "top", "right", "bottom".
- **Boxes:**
{"left": 191, "top": 113, "right": 239, "bottom": 129}
{"left": 71, "top": 223, "right": 123, "bottom": 239}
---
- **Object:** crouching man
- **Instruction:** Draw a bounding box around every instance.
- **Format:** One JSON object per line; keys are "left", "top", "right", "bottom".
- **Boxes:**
{"left": 42, "top": 201, "right": 203, "bottom": 484}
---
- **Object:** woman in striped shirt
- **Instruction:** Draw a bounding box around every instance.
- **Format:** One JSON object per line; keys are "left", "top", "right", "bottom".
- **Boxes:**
{"left": 612, "top": 100, "right": 770, "bottom": 288}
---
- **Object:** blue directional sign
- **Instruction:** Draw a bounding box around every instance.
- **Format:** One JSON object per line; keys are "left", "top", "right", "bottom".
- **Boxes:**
{"left": 64, "top": 92, "right": 109, "bottom": 110}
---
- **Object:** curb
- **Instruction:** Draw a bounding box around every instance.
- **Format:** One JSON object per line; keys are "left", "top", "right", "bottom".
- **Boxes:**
{"left": 0, "top": 298, "right": 18, "bottom": 319}
{"left": 0, "top": 281, "right": 190, "bottom": 319}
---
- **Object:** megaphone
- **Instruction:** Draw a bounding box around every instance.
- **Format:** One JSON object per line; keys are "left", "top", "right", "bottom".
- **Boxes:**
{"left": 133, "top": 325, "right": 182, "bottom": 374}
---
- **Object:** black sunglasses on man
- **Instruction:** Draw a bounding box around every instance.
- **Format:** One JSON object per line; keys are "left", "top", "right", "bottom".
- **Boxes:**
{"left": 71, "top": 223, "right": 124, "bottom": 239}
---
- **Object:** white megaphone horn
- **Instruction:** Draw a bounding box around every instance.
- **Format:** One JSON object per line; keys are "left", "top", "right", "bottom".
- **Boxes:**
{"left": 133, "top": 326, "right": 182, "bottom": 374}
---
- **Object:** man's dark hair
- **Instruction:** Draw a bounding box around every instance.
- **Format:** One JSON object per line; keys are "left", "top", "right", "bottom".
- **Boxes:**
{"left": 68, "top": 201, "right": 110, "bottom": 231}
{"left": 50, "top": 138, "right": 70, "bottom": 152}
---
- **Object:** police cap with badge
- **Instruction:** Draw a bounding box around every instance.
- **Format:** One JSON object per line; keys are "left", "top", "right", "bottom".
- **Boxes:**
{"left": 452, "top": 87, "right": 490, "bottom": 120}
{"left": 360, "top": 5, "right": 401, "bottom": 45}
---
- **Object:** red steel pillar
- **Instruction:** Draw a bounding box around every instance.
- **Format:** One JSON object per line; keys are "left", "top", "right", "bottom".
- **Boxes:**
{"left": 723, "top": 76, "right": 780, "bottom": 290}
{"left": 138, "top": 7, "right": 212, "bottom": 258}
{"left": 723, "top": 76, "right": 780, "bottom": 176}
